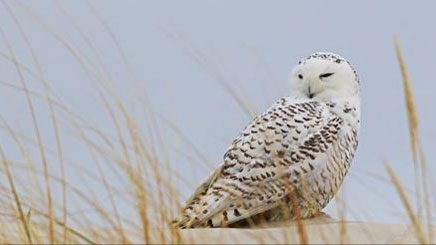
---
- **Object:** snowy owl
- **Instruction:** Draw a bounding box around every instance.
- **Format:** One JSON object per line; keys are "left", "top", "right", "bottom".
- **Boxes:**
{"left": 173, "top": 52, "right": 360, "bottom": 228}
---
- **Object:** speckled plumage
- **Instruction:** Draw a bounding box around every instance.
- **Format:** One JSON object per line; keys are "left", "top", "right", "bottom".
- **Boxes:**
{"left": 173, "top": 52, "right": 361, "bottom": 228}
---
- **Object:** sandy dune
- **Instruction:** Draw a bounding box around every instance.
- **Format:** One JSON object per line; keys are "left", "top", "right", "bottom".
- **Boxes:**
{"left": 165, "top": 215, "right": 436, "bottom": 244}
{"left": 175, "top": 222, "right": 435, "bottom": 244}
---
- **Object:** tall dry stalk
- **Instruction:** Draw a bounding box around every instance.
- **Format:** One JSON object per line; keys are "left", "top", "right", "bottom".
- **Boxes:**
{"left": 0, "top": 146, "right": 33, "bottom": 244}
{"left": 384, "top": 161, "right": 427, "bottom": 244}
{"left": 1, "top": 2, "right": 68, "bottom": 242}
{"left": 394, "top": 38, "right": 433, "bottom": 242}
{"left": 0, "top": 21, "right": 55, "bottom": 243}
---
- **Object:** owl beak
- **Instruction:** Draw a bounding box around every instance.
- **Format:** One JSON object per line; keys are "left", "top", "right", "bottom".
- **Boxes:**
{"left": 307, "top": 87, "right": 315, "bottom": 99}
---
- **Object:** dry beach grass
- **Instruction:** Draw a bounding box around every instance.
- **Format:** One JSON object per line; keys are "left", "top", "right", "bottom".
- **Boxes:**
{"left": 0, "top": 2, "right": 434, "bottom": 244}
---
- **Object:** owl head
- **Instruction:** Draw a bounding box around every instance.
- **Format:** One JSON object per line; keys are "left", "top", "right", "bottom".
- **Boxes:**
{"left": 290, "top": 52, "right": 360, "bottom": 102}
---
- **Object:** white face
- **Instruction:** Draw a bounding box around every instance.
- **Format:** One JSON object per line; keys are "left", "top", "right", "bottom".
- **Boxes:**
{"left": 290, "top": 52, "right": 360, "bottom": 101}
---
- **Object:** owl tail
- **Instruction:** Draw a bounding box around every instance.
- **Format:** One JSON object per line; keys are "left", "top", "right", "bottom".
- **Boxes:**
{"left": 172, "top": 205, "right": 280, "bottom": 228}
{"left": 171, "top": 191, "right": 231, "bottom": 228}
{"left": 171, "top": 213, "right": 196, "bottom": 229}
{"left": 172, "top": 196, "right": 282, "bottom": 228}
{"left": 171, "top": 207, "right": 236, "bottom": 229}
{"left": 171, "top": 207, "right": 216, "bottom": 228}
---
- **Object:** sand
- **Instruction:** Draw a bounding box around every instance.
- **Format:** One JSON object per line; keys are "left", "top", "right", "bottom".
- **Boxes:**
{"left": 165, "top": 215, "right": 436, "bottom": 244}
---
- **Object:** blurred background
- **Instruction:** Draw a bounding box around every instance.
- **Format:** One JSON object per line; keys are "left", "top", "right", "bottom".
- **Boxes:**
{"left": 0, "top": 0, "right": 435, "bottom": 226}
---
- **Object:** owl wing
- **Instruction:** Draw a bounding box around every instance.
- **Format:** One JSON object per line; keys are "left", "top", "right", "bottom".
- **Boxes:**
{"left": 172, "top": 98, "right": 343, "bottom": 228}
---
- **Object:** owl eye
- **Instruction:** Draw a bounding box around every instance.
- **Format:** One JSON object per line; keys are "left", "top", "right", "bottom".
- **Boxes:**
{"left": 298, "top": 74, "right": 303, "bottom": 79}
{"left": 319, "top": 73, "right": 334, "bottom": 79}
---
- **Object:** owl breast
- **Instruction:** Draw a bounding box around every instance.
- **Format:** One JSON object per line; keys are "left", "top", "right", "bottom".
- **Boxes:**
{"left": 296, "top": 124, "right": 359, "bottom": 218}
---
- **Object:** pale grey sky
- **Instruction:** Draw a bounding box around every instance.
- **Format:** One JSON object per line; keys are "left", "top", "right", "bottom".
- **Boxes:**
{"left": 0, "top": 0, "right": 435, "bottom": 225}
